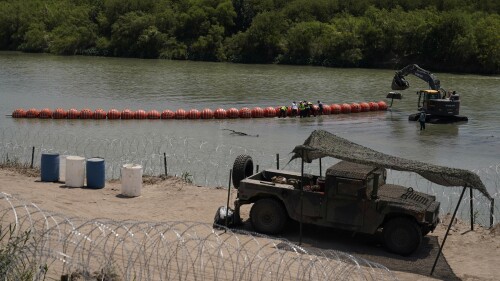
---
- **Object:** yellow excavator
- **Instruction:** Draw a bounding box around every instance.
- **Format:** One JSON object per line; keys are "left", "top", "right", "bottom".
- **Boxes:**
{"left": 387, "top": 64, "right": 468, "bottom": 123}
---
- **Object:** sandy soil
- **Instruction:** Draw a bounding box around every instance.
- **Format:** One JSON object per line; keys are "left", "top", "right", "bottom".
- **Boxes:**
{"left": 0, "top": 168, "right": 498, "bottom": 281}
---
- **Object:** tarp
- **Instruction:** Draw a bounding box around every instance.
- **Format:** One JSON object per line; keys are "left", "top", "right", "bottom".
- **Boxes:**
{"left": 291, "top": 130, "right": 492, "bottom": 200}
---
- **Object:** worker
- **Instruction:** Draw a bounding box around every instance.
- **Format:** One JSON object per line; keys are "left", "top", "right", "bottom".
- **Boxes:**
{"left": 317, "top": 100, "right": 324, "bottom": 115}
{"left": 419, "top": 110, "right": 426, "bottom": 130}
{"left": 291, "top": 101, "right": 298, "bottom": 117}
{"left": 279, "top": 105, "right": 287, "bottom": 118}
{"left": 304, "top": 101, "right": 314, "bottom": 117}
{"left": 298, "top": 101, "right": 306, "bottom": 118}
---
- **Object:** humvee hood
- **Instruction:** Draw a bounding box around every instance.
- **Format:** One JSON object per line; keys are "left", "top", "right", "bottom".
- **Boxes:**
{"left": 378, "top": 184, "right": 434, "bottom": 208}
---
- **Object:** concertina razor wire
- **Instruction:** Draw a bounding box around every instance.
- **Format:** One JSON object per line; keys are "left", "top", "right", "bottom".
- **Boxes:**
{"left": 0, "top": 192, "right": 397, "bottom": 281}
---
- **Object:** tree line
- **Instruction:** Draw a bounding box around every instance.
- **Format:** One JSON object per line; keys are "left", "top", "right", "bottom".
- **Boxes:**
{"left": 0, "top": 0, "right": 498, "bottom": 74}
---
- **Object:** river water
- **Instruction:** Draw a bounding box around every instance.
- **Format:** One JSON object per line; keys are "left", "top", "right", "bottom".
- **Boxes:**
{"left": 1, "top": 52, "right": 499, "bottom": 223}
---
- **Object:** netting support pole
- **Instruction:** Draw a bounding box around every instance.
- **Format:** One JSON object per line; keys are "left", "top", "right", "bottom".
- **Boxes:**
{"left": 299, "top": 150, "right": 304, "bottom": 246}
{"left": 30, "top": 146, "right": 35, "bottom": 168}
{"left": 431, "top": 186, "right": 466, "bottom": 276}
{"left": 319, "top": 158, "right": 322, "bottom": 177}
{"left": 276, "top": 154, "right": 279, "bottom": 170}
{"left": 163, "top": 153, "right": 167, "bottom": 176}
{"left": 491, "top": 199, "right": 495, "bottom": 228}
{"left": 469, "top": 188, "right": 474, "bottom": 231}
{"left": 225, "top": 169, "right": 232, "bottom": 231}
{"left": 256, "top": 165, "right": 259, "bottom": 173}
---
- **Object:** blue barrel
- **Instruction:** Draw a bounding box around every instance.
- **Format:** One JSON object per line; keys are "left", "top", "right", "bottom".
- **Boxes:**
{"left": 41, "top": 153, "right": 59, "bottom": 182}
{"left": 86, "top": 157, "right": 105, "bottom": 189}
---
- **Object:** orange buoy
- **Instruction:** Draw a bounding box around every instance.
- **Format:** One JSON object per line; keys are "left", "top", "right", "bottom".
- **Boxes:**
{"left": 322, "top": 104, "right": 331, "bottom": 115}
{"left": 359, "top": 102, "right": 370, "bottom": 112}
{"left": 161, "top": 110, "right": 175, "bottom": 119}
{"left": 214, "top": 108, "right": 227, "bottom": 119}
{"left": 330, "top": 104, "right": 341, "bottom": 114}
{"left": 39, "top": 108, "right": 52, "bottom": 119}
{"left": 377, "top": 101, "right": 388, "bottom": 110}
{"left": 239, "top": 107, "right": 252, "bottom": 118}
{"left": 148, "top": 110, "right": 161, "bottom": 119}
{"left": 264, "top": 107, "right": 277, "bottom": 117}
{"left": 341, "top": 104, "right": 351, "bottom": 114}
{"left": 201, "top": 108, "right": 214, "bottom": 119}
{"left": 251, "top": 107, "right": 264, "bottom": 118}
{"left": 227, "top": 108, "right": 239, "bottom": 118}
{"left": 80, "top": 109, "right": 93, "bottom": 119}
{"left": 53, "top": 108, "right": 67, "bottom": 119}
{"left": 67, "top": 108, "right": 80, "bottom": 119}
{"left": 26, "top": 108, "right": 40, "bottom": 118}
{"left": 175, "top": 109, "right": 187, "bottom": 119}
{"left": 350, "top": 103, "right": 361, "bottom": 113}
{"left": 107, "top": 109, "right": 120, "bottom": 119}
{"left": 369, "top": 101, "right": 379, "bottom": 111}
{"left": 311, "top": 105, "right": 320, "bottom": 115}
{"left": 12, "top": 109, "right": 26, "bottom": 118}
{"left": 187, "top": 109, "right": 201, "bottom": 119}
{"left": 94, "top": 109, "right": 107, "bottom": 119}
{"left": 121, "top": 109, "right": 134, "bottom": 119}
{"left": 135, "top": 109, "right": 147, "bottom": 119}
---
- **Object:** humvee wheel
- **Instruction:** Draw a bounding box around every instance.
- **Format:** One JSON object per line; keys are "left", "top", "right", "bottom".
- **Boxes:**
{"left": 250, "top": 198, "right": 287, "bottom": 234}
{"left": 383, "top": 218, "right": 422, "bottom": 256}
{"left": 232, "top": 155, "right": 253, "bottom": 188}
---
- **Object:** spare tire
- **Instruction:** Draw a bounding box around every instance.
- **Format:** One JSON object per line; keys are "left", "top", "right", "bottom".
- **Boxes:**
{"left": 232, "top": 155, "right": 253, "bottom": 188}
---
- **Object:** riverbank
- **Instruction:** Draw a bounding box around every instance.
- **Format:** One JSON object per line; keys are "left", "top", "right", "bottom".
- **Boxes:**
{"left": 0, "top": 167, "right": 498, "bottom": 280}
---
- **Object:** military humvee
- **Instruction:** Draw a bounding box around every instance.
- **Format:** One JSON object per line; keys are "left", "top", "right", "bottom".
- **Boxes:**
{"left": 230, "top": 155, "right": 440, "bottom": 256}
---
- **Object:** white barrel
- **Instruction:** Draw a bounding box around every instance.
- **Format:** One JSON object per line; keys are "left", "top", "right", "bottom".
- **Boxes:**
{"left": 59, "top": 155, "right": 68, "bottom": 182}
{"left": 65, "top": 156, "right": 86, "bottom": 188}
{"left": 121, "top": 164, "right": 142, "bottom": 197}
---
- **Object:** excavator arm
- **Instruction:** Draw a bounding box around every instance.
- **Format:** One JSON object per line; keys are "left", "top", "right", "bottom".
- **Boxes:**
{"left": 391, "top": 64, "right": 441, "bottom": 91}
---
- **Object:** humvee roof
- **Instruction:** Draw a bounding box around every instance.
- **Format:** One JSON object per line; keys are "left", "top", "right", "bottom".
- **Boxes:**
{"left": 326, "top": 161, "right": 378, "bottom": 180}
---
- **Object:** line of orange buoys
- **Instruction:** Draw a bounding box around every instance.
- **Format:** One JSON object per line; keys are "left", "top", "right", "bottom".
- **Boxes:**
{"left": 11, "top": 101, "right": 387, "bottom": 120}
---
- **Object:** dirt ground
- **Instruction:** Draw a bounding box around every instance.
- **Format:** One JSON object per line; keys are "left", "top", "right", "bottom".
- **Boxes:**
{"left": 0, "top": 168, "right": 498, "bottom": 281}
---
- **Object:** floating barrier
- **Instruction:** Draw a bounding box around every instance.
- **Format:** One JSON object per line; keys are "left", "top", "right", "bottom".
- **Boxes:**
{"left": 11, "top": 101, "right": 388, "bottom": 120}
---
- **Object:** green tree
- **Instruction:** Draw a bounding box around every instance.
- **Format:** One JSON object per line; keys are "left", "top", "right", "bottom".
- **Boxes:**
{"left": 281, "top": 21, "right": 328, "bottom": 64}
{"left": 231, "top": 11, "right": 288, "bottom": 63}
{"left": 474, "top": 14, "right": 500, "bottom": 73}
{"left": 18, "top": 23, "right": 49, "bottom": 52}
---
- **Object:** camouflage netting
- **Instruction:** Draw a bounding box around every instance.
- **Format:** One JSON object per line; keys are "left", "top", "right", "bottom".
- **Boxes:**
{"left": 291, "top": 130, "right": 492, "bottom": 200}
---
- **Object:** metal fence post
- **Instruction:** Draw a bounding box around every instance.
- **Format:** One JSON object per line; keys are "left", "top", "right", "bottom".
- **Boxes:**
{"left": 30, "top": 146, "right": 35, "bottom": 168}
{"left": 163, "top": 153, "right": 167, "bottom": 176}
{"left": 491, "top": 199, "right": 495, "bottom": 228}
{"left": 470, "top": 188, "right": 474, "bottom": 231}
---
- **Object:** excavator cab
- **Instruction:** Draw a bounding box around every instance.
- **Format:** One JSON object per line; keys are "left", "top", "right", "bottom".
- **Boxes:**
{"left": 417, "top": 89, "right": 459, "bottom": 117}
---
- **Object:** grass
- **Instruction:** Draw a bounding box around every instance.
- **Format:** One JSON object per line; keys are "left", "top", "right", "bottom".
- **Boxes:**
{"left": 0, "top": 224, "right": 47, "bottom": 280}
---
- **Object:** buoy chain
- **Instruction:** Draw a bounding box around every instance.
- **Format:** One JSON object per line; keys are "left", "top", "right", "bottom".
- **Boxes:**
{"left": 11, "top": 102, "right": 388, "bottom": 120}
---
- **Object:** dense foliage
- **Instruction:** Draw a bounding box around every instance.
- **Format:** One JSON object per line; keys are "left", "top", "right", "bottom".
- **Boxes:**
{"left": 0, "top": 0, "right": 498, "bottom": 73}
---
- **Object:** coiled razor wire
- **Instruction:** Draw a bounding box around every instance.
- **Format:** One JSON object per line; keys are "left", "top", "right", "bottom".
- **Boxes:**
{"left": 0, "top": 127, "right": 498, "bottom": 226}
{"left": 0, "top": 192, "right": 396, "bottom": 281}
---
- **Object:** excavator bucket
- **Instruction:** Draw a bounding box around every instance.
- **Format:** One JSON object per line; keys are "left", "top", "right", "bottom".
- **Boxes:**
{"left": 391, "top": 74, "right": 410, "bottom": 90}
{"left": 386, "top": 92, "right": 402, "bottom": 99}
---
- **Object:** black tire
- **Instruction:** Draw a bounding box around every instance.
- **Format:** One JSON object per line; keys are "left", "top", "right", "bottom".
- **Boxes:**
{"left": 232, "top": 154, "right": 253, "bottom": 188}
{"left": 250, "top": 198, "right": 287, "bottom": 235}
{"left": 383, "top": 218, "right": 422, "bottom": 256}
